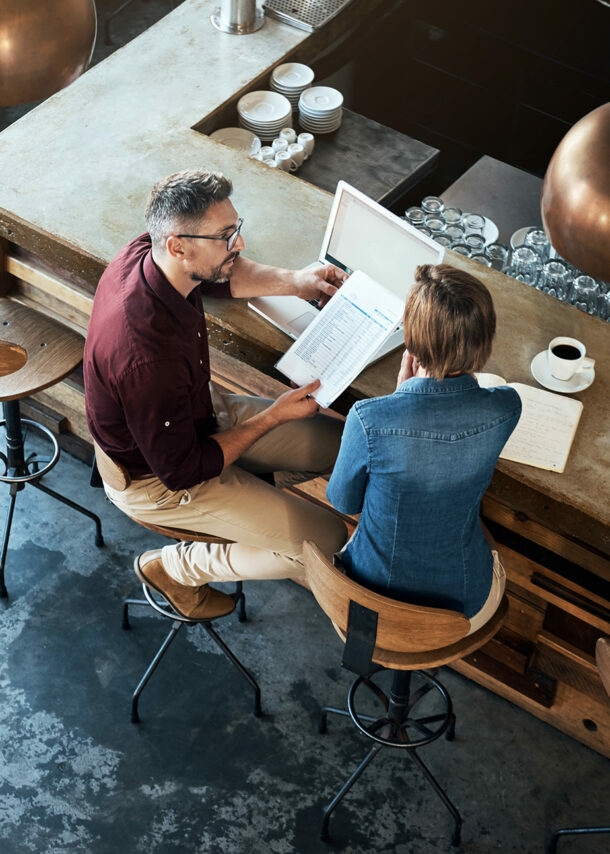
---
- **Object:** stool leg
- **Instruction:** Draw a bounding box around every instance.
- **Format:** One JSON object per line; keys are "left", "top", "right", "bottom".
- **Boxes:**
{"left": 320, "top": 742, "right": 384, "bottom": 841}
{"left": 0, "top": 488, "right": 18, "bottom": 598}
{"left": 31, "top": 480, "right": 104, "bottom": 546}
{"left": 409, "top": 748, "right": 462, "bottom": 847}
{"left": 547, "top": 827, "right": 610, "bottom": 854}
{"left": 131, "top": 620, "right": 183, "bottom": 723}
{"left": 203, "top": 622, "right": 262, "bottom": 717}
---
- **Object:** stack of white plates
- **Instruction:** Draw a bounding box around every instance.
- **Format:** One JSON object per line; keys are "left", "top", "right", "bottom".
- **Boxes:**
{"left": 298, "top": 86, "right": 343, "bottom": 134}
{"left": 237, "top": 90, "right": 292, "bottom": 141}
{"left": 270, "top": 62, "right": 315, "bottom": 110}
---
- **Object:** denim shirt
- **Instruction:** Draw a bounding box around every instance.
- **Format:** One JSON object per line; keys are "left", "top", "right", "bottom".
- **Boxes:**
{"left": 326, "top": 375, "right": 521, "bottom": 616}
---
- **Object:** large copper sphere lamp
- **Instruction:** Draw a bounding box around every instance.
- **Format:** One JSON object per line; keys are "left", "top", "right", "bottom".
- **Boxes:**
{"left": 541, "top": 102, "right": 610, "bottom": 282}
{"left": 0, "top": 0, "right": 97, "bottom": 108}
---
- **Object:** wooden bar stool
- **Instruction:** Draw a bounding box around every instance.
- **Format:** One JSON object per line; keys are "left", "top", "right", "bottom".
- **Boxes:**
{"left": 303, "top": 540, "right": 508, "bottom": 848}
{"left": 93, "top": 442, "right": 262, "bottom": 722}
{"left": 0, "top": 301, "right": 103, "bottom": 598}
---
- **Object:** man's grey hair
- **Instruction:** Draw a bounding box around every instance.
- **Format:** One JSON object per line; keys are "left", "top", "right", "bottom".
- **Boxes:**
{"left": 145, "top": 170, "right": 233, "bottom": 249}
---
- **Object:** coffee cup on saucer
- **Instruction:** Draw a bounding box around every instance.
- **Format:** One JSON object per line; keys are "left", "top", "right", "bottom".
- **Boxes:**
{"left": 548, "top": 337, "right": 594, "bottom": 382}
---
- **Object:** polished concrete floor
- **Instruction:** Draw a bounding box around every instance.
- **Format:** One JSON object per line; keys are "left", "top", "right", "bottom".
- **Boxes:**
{"left": 0, "top": 444, "right": 609, "bottom": 854}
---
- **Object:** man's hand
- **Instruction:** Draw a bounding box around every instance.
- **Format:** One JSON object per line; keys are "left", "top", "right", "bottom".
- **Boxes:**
{"left": 266, "top": 379, "right": 322, "bottom": 423}
{"left": 292, "top": 264, "right": 348, "bottom": 308}
{"left": 212, "top": 380, "right": 322, "bottom": 467}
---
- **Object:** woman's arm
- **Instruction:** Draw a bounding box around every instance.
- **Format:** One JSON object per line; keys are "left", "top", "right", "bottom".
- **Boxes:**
{"left": 326, "top": 408, "right": 368, "bottom": 515}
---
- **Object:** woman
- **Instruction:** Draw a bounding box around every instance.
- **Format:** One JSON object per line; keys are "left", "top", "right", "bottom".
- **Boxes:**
{"left": 326, "top": 263, "right": 522, "bottom": 633}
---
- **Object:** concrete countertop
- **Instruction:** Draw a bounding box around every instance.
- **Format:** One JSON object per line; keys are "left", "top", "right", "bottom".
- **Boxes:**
{"left": 0, "top": 0, "right": 607, "bottom": 542}
{"left": 0, "top": 0, "right": 341, "bottom": 268}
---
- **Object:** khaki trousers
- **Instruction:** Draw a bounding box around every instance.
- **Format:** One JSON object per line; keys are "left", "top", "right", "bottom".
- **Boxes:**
{"left": 104, "top": 386, "right": 348, "bottom": 586}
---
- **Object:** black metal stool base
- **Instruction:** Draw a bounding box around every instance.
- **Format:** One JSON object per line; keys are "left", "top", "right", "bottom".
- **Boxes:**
{"left": 319, "top": 669, "right": 461, "bottom": 847}
{"left": 547, "top": 825, "right": 610, "bottom": 853}
{"left": 122, "top": 581, "right": 262, "bottom": 722}
{"left": 0, "top": 405, "right": 104, "bottom": 598}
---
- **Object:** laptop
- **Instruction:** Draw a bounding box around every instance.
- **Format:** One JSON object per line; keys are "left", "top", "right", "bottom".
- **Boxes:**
{"left": 248, "top": 180, "right": 445, "bottom": 362}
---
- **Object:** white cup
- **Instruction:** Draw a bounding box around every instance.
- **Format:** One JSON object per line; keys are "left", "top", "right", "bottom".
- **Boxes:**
{"left": 260, "top": 145, "right": 274, "bottom": 160}
{"left": 279, "top": 127, "right": 297, "bottom": 144}
{"left": 264, "top": 159, "right": 279, "bottom": 168}
{"left": 297, "top": 132, "right": 314, "bottom": 158}
{"left": 547, "top": 336, "right": 594, "bottom": 381}
{"left": 287, "top": 142, "right": 305, "bottom": 167}
{"left": 271, "top": 137, "right": 288, "bottom": 153}
{"left": 275, "top": 151, "right": 298, "bottom": 172}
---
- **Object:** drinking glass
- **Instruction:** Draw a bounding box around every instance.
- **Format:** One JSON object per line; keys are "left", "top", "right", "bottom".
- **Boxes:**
{"left": 462, "top": 213, "right": 486, "bottom": 236}
{"left": 539, "top": 260, "right": 571, "bottom": 300}
{"left": 596, "top": 290, "right": 610, "bottom": 321}
{"left": 417, "top": 226, "right": 432, "bottom": 237}
{"left": 524, "top": 227, "right": 551, "bottom": 263}
{"left": 433, "top": 234, "right": 452, "bottom": 248}
{"left": 570, "top": 275, "right": 600, "bottom": 313}
{"left": 405, "top": 206, "right": 425, "bottom": 228}
{"left": 509, "top": 246, "right": 541, "bottom": 286}
{"left": 486, "top": 243, "right": 511, "bottom": 272}
{"left": 451, "top": 243, "right": 472, "bottom": 257}
{"left": 445, "top": 224, "right": 465, "bottom": 246}
{"left": 421, "top": 195, "right": 444, "bottom": 215}
{"left": 464, "top": 233, "right": 486, "bottom": 254}
{"left": 424, "top": 214, "right": 446, "bottom": 236}
{"left": 471, "top": 253, "right": 491, "bottom": 267}
{"left": 441, "top": 206, "right": 462, "bottom": 226}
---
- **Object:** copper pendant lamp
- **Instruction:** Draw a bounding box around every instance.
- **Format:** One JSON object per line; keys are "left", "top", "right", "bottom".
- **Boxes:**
{"left": 0, "top": 0, "right": 97, "bottom": 108}
{"left": 541, "top": 102, "right": 610, "bottom": 281}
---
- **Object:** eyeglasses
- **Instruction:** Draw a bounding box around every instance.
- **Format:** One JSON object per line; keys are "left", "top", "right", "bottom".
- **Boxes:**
{"left": 177, "top": 217, "right": 244, "bottom": 252}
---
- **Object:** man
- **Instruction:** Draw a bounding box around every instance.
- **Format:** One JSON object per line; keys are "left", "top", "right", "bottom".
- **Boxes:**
{"left": 84, "top": 169, "right": 348, "bottom": 620}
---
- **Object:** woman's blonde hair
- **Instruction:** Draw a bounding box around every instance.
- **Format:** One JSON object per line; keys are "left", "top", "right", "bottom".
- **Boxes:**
{"left": 403, "top": 264, "right": 496, "bottom": 380}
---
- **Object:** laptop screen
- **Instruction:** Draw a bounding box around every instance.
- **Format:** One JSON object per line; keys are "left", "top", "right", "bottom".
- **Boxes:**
{"left": 321, "top": 181, "right": 444, "bottom": 300}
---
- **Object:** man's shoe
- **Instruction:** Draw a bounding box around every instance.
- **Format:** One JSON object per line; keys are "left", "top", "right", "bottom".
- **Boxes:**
{"left": 134, "top": 550, "right": 236, "bottom": 621}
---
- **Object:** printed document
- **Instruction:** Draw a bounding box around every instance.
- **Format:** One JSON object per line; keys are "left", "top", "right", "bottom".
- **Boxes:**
{"left": 276, "top": 271, "right": 404, "bottom": 409}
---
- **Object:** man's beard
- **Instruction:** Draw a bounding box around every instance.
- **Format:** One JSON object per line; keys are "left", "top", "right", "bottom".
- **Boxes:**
{"left": 191, "top": 251, "right": 239, "bottom": 285}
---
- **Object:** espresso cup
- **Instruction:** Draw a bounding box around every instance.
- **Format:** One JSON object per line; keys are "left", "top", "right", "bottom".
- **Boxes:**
{"left": 279, "top": 127, "right": 297, "bottom": 144}
{"left": 260, "top": 145, "right": 274, "bottom": 160}
{"left": 547, "top": 336, "right": 594, "bottom": 381}
{"left": 275, "top": 151, "right": 298, "bottom": 172}
{"left": 297, "top": 132, "right": 314, "bottom": 158}
{"left": 287, "top": 142, "right": 305, "bottom": 167}
{"left": 271, "top": 137, "right": 288, "bottom": 154}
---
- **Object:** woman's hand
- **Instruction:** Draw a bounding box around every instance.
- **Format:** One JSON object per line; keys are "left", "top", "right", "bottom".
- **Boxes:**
{"left": 396, "top": 349, "right": 420, "bottom": 388}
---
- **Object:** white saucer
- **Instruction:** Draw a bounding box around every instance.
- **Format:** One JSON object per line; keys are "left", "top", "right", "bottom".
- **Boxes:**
{"left": 237, "top": 90, "right": 291, "bottom": 122}
{"left": 210, "top": 127, "right": 261, "bottom": 155}
{"left": 299, "top": 86, "right": 343, "bottom": 113}
{"left": 530, "top": 350, "right": 595, "bottom": 393}
{"left": 510, "top": 226, "right": 532, "bottom": 249}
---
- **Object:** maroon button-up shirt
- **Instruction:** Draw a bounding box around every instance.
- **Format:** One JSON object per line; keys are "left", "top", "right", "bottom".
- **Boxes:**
{"left": 84, "top": 233, "right": 232, "bottom": 490}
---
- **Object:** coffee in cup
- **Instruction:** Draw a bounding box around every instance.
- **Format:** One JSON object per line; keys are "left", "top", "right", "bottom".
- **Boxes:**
{"left": 547, "top": 336, "right": 594, "bottom": 382}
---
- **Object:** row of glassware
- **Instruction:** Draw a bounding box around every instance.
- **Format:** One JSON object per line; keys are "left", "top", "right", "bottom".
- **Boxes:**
{"left": 403, "top": 196, "right": 610, "bottom": 322}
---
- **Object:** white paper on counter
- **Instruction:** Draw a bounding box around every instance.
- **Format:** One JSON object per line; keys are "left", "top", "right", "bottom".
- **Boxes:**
{"left": 275, "top": 270, "right": 404, "bottom": 408}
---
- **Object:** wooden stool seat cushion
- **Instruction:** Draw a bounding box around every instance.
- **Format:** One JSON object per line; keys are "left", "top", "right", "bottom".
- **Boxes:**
{"left": 0, "top": 301, "right": 84, "bottom": 401}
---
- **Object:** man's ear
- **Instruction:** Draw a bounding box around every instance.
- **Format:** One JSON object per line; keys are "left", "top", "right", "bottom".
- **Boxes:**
{"left": 166, "top": 235, "right": 185, "bottom": 259}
